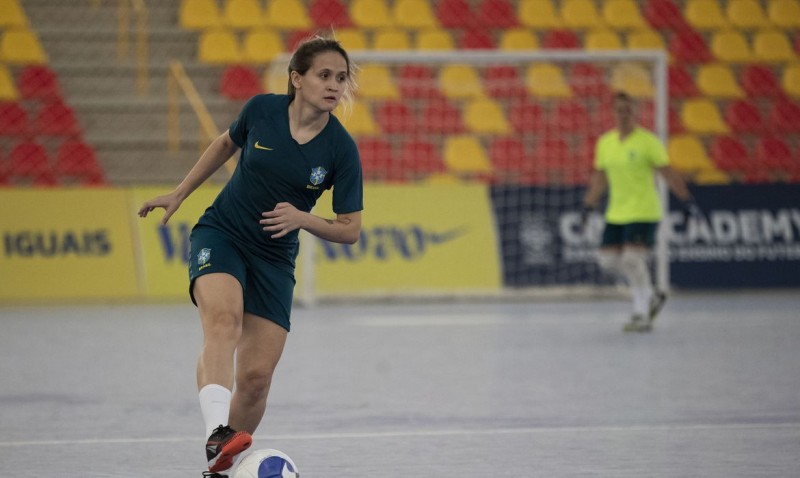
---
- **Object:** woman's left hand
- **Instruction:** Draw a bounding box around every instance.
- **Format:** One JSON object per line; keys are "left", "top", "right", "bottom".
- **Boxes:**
{"left": 260, "top": 202, "right": 306, "bottom": 238}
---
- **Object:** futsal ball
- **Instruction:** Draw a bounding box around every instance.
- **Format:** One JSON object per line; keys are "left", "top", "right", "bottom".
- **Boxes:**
{"left": 232, "top": 449, "right": 300, "bottom": 478}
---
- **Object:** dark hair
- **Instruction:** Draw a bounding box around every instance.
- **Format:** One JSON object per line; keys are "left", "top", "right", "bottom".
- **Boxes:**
{"left": 287, "top": 36, "right": 357, "bottom": 104}
{"left": 613, "top": 91, "right": 634, "bottom": 103}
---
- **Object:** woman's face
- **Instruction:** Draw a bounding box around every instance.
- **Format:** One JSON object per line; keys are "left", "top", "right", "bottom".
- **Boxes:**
{"left": 292, "top": 50, "right": 349, "bottom": 113}
{"left": 613, "top": 97, "right": 636, "bottom": 129}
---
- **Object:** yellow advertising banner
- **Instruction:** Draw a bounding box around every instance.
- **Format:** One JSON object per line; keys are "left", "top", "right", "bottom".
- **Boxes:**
{"left": 0, "top": 189, "right": 139, "bottom": 301}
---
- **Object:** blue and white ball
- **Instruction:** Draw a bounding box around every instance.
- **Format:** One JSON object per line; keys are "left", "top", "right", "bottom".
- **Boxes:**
{"left": 232, "top": 449, "right": 299, "bottom": 478}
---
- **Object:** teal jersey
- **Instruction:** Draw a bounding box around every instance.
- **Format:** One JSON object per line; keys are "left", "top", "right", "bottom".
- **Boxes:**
{"left": 196, "top": 94, "right": 363, "bottom": 272}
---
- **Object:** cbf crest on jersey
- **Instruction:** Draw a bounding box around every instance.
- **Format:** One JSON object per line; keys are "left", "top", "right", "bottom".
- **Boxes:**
{"left": 197, "top": 248, "right": 211, "bottom": 265}
{"left": 309, "top": 167, "right": 327, "bottom": 186}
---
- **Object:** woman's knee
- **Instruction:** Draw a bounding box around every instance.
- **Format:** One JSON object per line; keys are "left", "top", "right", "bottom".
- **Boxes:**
{"left": 236, "top": 367, "right": 274, "bottom": 401}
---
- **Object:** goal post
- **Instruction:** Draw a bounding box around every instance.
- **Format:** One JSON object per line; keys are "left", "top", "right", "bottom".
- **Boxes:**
{"left": 268, "top": 49, "right": 669, "bottom": 304}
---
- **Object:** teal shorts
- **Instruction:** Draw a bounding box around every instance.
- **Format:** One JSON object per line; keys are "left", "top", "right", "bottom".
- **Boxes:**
{"left": 188, "top": 225, "right": 295, "bottom": 331}
{"left": 602, "top": 222, "right": 659, "bottom": 247}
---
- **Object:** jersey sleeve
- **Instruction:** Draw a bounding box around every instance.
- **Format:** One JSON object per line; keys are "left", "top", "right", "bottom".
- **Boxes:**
{"left": 593, "top": 134, "right": 607, "bottom": 170}
{"left": 331, "top": 134, "right": 364, "bottom": 214}
{"left": 228, "top": 95, "right": 261, "bottom": 147}
{"left": 648, "top": 134, "right": 669, "bottom": 168}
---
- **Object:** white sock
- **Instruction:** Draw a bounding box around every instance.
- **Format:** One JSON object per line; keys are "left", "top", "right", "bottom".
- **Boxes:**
{"left": 631, "top": 286, "right": 652, "bottom": 317}
{"left": 199, "top": 384, "right": 232, "bottom": 438}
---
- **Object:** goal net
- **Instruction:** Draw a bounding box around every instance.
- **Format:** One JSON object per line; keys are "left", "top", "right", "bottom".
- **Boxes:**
{"left": 266, "top": 50, "right": 668, "bottom": 303}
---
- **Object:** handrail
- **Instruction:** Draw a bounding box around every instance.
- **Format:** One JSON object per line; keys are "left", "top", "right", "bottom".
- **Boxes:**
{"left": 117, "top": 0, "right": 149, "bottom": 96}
{"left": 167, "top": 60, "right": 236, "bottom": 176}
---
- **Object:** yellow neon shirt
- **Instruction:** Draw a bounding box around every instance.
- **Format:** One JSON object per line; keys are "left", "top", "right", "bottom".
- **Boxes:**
{"left": 594, "top": 127, "right": 669, "bottom": 224}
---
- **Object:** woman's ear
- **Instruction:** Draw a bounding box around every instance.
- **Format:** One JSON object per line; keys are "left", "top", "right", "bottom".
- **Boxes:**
{"left": 290, "top": 71, "right": 302, "bottom": 90}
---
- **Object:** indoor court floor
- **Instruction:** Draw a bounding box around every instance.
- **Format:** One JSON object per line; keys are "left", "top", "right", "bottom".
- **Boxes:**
{"left": 1, "top": 291, "right": 799, "bottom": 477}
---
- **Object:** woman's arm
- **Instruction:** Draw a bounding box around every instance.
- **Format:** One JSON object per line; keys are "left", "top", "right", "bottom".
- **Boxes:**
{"left": 260, "top": 205, "right": 361, "bottom": 245}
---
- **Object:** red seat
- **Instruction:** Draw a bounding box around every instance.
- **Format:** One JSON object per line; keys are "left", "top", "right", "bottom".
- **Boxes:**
{"left": 643, "top": 0, "right": 690, "bottom": 31}
{"left": 551, "top": 99, "right": 589, "bottom": 133}
{"left": 458, "top": 29, "right": 496, "bottom": 49}
{"left": 668, "top": 65, "right": 699, "bottom": 97}
{"left": 308, "top": 0, "right": 353, "bottom": 28}
{"left": 475, "top": 0, "right": 518, "bottom": 28}
{"left": 54, "top": 140, "right": 105, "bottom": 185}
{"left": 669, "top": 30, "right": 712, "bottom": 63}
{"left": 767, "top": 101, "right": 800, "bottom": 133}
{"left": 709, "top": 135, "right": 751, "bottom": 173}
{"left": 397, "top": 65, "right": 441, "bottom": 100}
{"left": 534, "top": 138, "right": 586, "bottom": 185}
{"left": 740, "top": 65, "right": 783, "bottom": 98}
{"left": 755, "top": 136, "right": 795, "bottom": 174}
{"left": 483, "top": 65, "right": 526, "bottom": 99}
{"left": 0, "top": 102, "right": 29, "bottom": 137}
{"left": 542, "top": 30, "right": 581, "bottom": 49}
{"left": 570, "top": 63, "right": 610, "bottom": 97}
{"left": 488, "top": 137, "right": 542, "bottom": 184}
{"left": 508, "top": 100, "right": 545, "bottom": 133}
{"left": 16, "top": 65, "right": 62, "bottom": 101}
{"left": 419, "top": 99, "right": 465, "bottom": 134}
{"left": 375, "top": 100, "right": 416, "bottom": 134}
{"left": 724, "top": 99, "right": 764, "bottom": 133}
{"left": 220, "top": 65, "right": 262, "bottom": 100}
{"left": 435, "top": 0, "right": 475, "bottom": 28}
{"left": 357, "top": 138, "right": 399, "bottom": 182}
{"left": 7, "top": 141, "right": 57, "bottom": 186}
{"left": 33, "top": 101, "right": 80, "bottom": 137}
{"left": 398, "top": 139, "right": 445, "bottom": 180}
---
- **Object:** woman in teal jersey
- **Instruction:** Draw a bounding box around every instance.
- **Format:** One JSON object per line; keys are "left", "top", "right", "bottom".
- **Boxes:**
{"left": 138, "top": 37, "right": 363, "bottom": 476}
{"left": 582, "top": 92, "right": 698, "bottom": 333}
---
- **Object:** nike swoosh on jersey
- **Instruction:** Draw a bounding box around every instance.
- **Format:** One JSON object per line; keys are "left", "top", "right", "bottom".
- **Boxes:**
{"left": 254, "top": 141, "right": 273, "bottom": 150}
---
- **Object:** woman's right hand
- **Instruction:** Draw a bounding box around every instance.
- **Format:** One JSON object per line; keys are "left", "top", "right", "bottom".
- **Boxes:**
{"left": 138, "top": 190, "right": 184, "bottom": 225}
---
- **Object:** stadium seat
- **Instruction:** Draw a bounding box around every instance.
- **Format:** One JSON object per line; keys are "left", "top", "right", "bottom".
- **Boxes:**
{"left": 534, "top": 138, "right": 586, "bottom": 185}
{"left": 266, "top": 0, "right": 312, "bottom": 29}
{"left": 508, "top": 99, "right": 545, "bottom": 133}
{"left": 685, "top": 0, "right": 729, "bottom": 30}
{"left": 602, "top": 0, "right": 648, "bottom": 30}
{"left": 669, "top": 30, "right": 712, "bottom": 63}
{"left": 610, "top": 63, "right": 653, "bottom": 98}
{"left": 585, "top": 30, "right": 623, "bottom": 50}
{"left": 551, "top": 99, "right": 589, "bottom": 133}
{"left": 697, "top": 64, "right": 745, "bottom": 98}
{"left": 7, "top": 141, "right": 56, "bottom": 186}
{"left": 667, "top": 134, "right": 716, "bottom": 177}
{"left": 222, "top": 0, "right": 264, "bottom": 29}
{"left": 488, "top": 137, "right": 541, "bottom": 184}
{"left": 398, "top": 139, "right": 446, "bottom": 180}
{"left": 0, "top": 101, "right": 28, "bottom": 136}
{"left": 15, "top": 65, "right": 61, "bottom": 101}
{"left": 308, "top": 0, "right": 353, "bottom": 28}
{"left": 709, "top": 135, "right": 751, "bottom": 174}
{"left": 681, "top": 98, "right": 729, "bottom": 134}
{"left": 518, "top": 0, "right": 563, "bottom": 29}
{"left": 350, "top": 0, "right": 393, "bottom": 29}
{"left": 739, "top": 65, "right": 784, "bottom": 98}
{"left": 443, "top": 135, "right": 492, "bottom": 176}
{"left": 458, "top": 29, "right": 496, "bottom": 49}
{"left": 372, "top": 29, "right": 411, "bottom": 50}
{"left": 767, "top": 0, "right": 800, "bottom": 29}
{"left": 755, "top": 136, "right": 797, "bottom": 176}
{"left": 569, "top": 63, "right": 610, "bottom": 97}
{"left": 356, "top": 64, "right": 399, "bottom": 100}
{"left": 724, "top": 99, "right": 764, "bottom": 133}
{"left": 484, "top": 65, "right": 526, "bottom": 99}
{"left": 782, "top": 64, "right": 800, "bottom": 98}
{"left": 561, "top": 0, "right": 603, "bottom": 29}
{"left": 498, "top": 28, "right": 539, "bottom": 51}
{"left": 415, "top": 29, "right": 455, "bottom": 50}
{"left": 476, "top": 0, "right": 519, "bottom": 28}
{"left": 463, "top": 98, "right": 511, "bottom": 134}
{"left": 392, "top": 0, "right": 438, "bottom": 29}
{"left": 525, "top": 63, "right": 573, "bottom": 97}
{"left": 285, "top": 30, "right": 315, "bottom": 51}
{"left": 374, "top": 100, "right": 416, "bottom": 134}
{"left": 334, "top": 102, "right": 379, "bottom": 135}
{"left": 179, "top": 0, "right": 220, "bottom": 30}
{"left": 0, "top": 65, "right": 19, "bottom": 101}
{"left": 198, "top": 29, "right": 243, "bottom": 64}
{"left": 439, "top": 64, "right": 484, "bottom": 99}
{"left": 626, "top": 29, "right": 666, "bottom": 50}
{"left": 753, "top": 30, "right": 796, "bottom": 62}
{"left": 419, "top": 98, "right": 465, "bottom": 134}
{"left": 0, "top": 28, "right": 47, "bottom": 64}
{"left": 711, "top": 30, "right": 754, "bottom": 63}
{"left": 333, "top": 29, "right": 367, "bottom": 50}
{"left": 34, "top": 101, "right": 81, "bottom": 137}
{"left": 242, "top": 30, "right": 284, "bottom": 63}
{"left": 397, "top": 65, "right": 441, "bottom": 100}
{"left": 542, "top": 29, "right": 581, "bottom": 49}
{"left": 643, "top": 0, "right": 690, "bottom": 31}
{"left": 767, "top": 101, "right": 800, "bottom": 132}
{"left": 54, "top": 140, "right": 105, "bottom": 185}
{"left": 726, "top": 0, "right": 769, "bottom": 29}
{"left": 220, "top": 65, "right": 262, "bottom": 100}
{"left": 435, "top": 0, "right": 475, "bottom": 28}
{"left": 357, "top": 137, "right": 396, "bottom": 181}
{"left": 0, "top": 0, "right": 28, "bottom": 28}
{"left": 694, "top": 168, "right": 731, "bottom": 185}
{"left": 668, "top": 65, "right": 699, "bottom": 97}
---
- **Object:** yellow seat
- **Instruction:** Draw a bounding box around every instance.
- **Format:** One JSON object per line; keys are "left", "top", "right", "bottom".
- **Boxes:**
{"left": 222, "top": 0, "right": 264, "bottom": 29}
{"left": 357, "top": 64, "right": 399, "bottom": 99}
{"left": 726, "top": 0, "right": 769, "bottom": 29}
{"left": 350, "top": 0, "right": 393, "bottom": 29}
{"left": 439, "top": 64, "right": 484, "bottom": 99}
{"left": 0, "top": 28, "right": 47, "bottom": 64}
{"left": 334, "top": 29, "right": 368, "bottom": 50}
{"left": 334, "top": 101, "right": 379, "bottom": 135}
{"left": 242, "top": 30, "right": 283, "bottom": 63}
{"left": 0, "top": 0, "right": 29, "bottom": 28}
{"left": 265, "top": 0, "right": 312, "bottom": 30}
{"left": 602, "top": 0, "right": 647, "bottom": 30}
{"left": 685, "top": 0, "right": 729, "bottom": 30}
{"left": 198, "top": 28, "right": 243, "bottom": 64}
{"left": 626, "top": 29, "right": 666, "bottom": 51}
{"left": 443, "top": 136, "right": 492, "bottom": 175}
{"left": 392, "top": 0, "right": 438, "bottom": 29}
{"left": 697, "top": 64, "right": 745, "bottom": 98}
{"left": 0, "top": 64, "right": 19, "bottom": 101}
{"left": 415, "top": 29, "right": 454, "bottom": 50}
{"left": 710, "top": 30, "right": 754, "bottom": 63}
{"left": 179, "top": 0, "right": 220, "bottom": 30}
{"left": 498, "top": 28, "right": 539, "bottom": 51}
{"left": 561, "top": 0, "right": 604, "bottom": 29}
{"left": 753, "top": 30, "right": 796, "bottom": 62}
{"left": 668, "top": 135, "right": 717, "bottom": 177}
{"left": 695, "top": 168, "right": 731, "bottom": 184}
{"left": 519, "top": 0, "right": 563, "bottom": 29}
{"left": 782, "top": 64, "right": 800, "bottom": 98}
{"left": 610, "top": 63, "right": 653, "bottom": 97}
{"left": 525, "top": 63, "right": 572, "bottom": 97}
{"left": 463, "top": 98, "right": 511, "bottom": 134}
{"left": 767, "top": 0, "right": 800, "bottom": 29}
{"left": 680, "top": 99, "right": 729, "bottom": 134}
{"left": 585, "top": 30, "right": 623, "bottom": 50}
{"left": 372, "top": 29, "right": 411, "bottom": 50}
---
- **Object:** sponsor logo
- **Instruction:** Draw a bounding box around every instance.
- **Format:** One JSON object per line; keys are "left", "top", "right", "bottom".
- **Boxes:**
{"left": 254, "top": 141, "right": 273, "bottom": 151}
{"left": 3, "top": 229, "right": 111, "bottom": 257}
{"left": 320, "top": 225, "right": 467, "bottom": 261}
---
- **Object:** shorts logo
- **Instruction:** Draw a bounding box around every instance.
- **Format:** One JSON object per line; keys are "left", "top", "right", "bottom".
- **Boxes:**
{"left": 309, "top": 167, "right": 327, "bottom": 186}
{"left": 197, "top": 248, "right": 211, "bottom": 270}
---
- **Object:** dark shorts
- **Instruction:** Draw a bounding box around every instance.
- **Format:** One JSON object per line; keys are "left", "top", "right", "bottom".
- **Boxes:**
{"left": 188, "top": 225, "right": 295, "bottom": 331}
{"left": 602, "top": 222, "right": 659, "bottom": 247}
